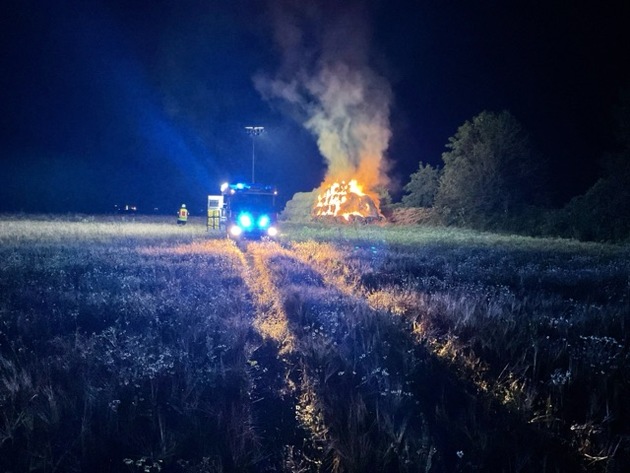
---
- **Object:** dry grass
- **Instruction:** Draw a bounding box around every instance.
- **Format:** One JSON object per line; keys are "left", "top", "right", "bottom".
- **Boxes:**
{"left": 284, "top": 236, "right": 629, "bottom": 470}
{"left": 1, "top": 214, "right": 628, "bottom": 472}
{"left": 242, "top": 242, "right": 296, "bottom": 352}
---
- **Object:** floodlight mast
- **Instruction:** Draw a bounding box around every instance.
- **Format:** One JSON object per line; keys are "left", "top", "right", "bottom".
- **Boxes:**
{"left": 245, "top": 126, "right": 264, "bottom": 183}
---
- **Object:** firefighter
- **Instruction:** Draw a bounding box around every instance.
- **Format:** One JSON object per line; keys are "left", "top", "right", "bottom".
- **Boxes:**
{"left": 177, "top": 204, "right": 189, "bottom": 225}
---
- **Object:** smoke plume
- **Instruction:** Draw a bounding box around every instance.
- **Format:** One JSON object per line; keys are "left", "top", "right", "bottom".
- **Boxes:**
{"left": 254, "top": 0, "right": 392, "bottom": 195}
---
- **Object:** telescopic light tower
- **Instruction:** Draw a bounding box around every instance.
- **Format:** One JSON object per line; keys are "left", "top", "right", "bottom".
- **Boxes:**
{"left": 245, "top": 126, "right": 264, "bottom": 183}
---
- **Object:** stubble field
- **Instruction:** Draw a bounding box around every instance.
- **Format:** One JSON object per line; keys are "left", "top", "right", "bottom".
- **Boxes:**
{"left": 0, "top": 215, "right": 628, "bottom": 472}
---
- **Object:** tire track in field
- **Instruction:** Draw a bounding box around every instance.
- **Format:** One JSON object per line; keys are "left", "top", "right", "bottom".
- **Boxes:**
{"left": 239, "top": 240, "right": 480, "bottom": 471}
{"left": 232, "top": 240, "right": 318, "bottom": 470}
{"left": 286, "top": 240, "right": 586, "bottom": 473}
{"left": 241, "top": 242, "right": 296, "bottom": 353}
{"left": 245, "top": 240, "right": 435, "bottom": 472}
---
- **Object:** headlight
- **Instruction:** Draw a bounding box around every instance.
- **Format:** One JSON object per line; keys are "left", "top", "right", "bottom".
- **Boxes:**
{"left": 229, "top": 225, "right": 243, "bottom": 236}
{"left": 258, "top": 215, "right": 270, "bottom": 228}
{"left": 267, "top": 226, "right": 278, "bottom": 237}
{"left": 238, "top": 213, "right": 253, "bottom": 228}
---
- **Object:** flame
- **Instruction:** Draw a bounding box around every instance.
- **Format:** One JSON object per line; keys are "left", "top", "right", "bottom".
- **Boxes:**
{"left": 348, "top": 180, "right": 365, "bottom": 196}
{"left": 313, "top": 179, "right": 382, "bottom": 222}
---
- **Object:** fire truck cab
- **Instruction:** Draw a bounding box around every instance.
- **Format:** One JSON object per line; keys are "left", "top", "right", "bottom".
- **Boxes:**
{"left": 210, "top": 182, "right": 279, "bottom": 239}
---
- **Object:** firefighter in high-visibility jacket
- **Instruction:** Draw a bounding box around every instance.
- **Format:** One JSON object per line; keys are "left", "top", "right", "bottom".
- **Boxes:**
{"left": 177, "top": 204, "right": 189, "bottom": 225}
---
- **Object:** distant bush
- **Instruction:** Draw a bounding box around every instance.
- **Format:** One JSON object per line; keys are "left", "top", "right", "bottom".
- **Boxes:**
{"left": 562, "top": 174, "right": 630, "bottom": 243}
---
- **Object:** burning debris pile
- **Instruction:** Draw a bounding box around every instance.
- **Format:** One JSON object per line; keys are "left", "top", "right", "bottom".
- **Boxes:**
{"left": 313, "top": 180, "right": 383, "bottom": 222}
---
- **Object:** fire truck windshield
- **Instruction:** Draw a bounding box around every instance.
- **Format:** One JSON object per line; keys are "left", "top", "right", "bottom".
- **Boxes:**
{"left": 230, "top": 193, "right": 275, "bottom": 213}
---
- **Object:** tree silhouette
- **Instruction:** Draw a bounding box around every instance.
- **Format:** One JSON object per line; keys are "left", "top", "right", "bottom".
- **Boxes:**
{"left": 564, "top": 90, "right": 630, "bottom": 241}
{"left": 435, "top": 110, "right": 538, "bottom": 227}
{"left": 402, "top": 161, "right": 440, "bottom": 208}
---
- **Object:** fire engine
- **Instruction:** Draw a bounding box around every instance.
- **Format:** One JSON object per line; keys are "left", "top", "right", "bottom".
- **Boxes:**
{"left": 207, "top": 182, "right": 279, "bottom": 239}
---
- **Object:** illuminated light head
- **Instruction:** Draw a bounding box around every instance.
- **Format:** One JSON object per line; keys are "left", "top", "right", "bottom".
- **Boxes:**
{"left": 236, "top": 183, "right": 245, "bottom": 190}
{"left": 258, "top": 215, "right": 270, "bottom": 228}
{"left": 220, "top": 182, "right": 229, "bottom": 192}
{"left": 267, "top": 226, "right": 278, "bottom": 237}
{"left": 238, "top": 213, "right": 253, "bottom": 229}
{"left": 229, "top": 225, "right": 243, "bottom": 237}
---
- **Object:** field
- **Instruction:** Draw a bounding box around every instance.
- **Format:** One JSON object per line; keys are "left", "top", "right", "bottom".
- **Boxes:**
{"left": 0, "top": 215, "right": 628, "bottom": 472}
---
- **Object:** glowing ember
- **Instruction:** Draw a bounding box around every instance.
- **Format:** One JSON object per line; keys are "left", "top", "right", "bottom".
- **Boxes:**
{"left": 313, "top": 179, "right": 383, "bottom": 222}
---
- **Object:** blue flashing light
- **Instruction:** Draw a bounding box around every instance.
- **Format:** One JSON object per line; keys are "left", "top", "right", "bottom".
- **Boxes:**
{"left": 235, "top": 183, "right": 245, "bottom": 190}
{"left": 238, "top": 213, "right": 253, "bottom": 229}
{"left": 258, "top": 215, "right": 270, "bottom": 228}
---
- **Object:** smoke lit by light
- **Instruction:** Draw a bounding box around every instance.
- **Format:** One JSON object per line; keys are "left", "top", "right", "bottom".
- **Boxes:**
{"left": 255, "top": 1, "right": 393, "bottom": 206}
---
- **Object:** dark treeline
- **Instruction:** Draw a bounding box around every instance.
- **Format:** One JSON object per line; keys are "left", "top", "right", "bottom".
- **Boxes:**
{"left": 396, "top": 94, "right": 630, "bottom": 243}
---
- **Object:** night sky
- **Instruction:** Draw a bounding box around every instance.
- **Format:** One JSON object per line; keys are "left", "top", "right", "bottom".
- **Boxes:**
{"left": 1, "top": 0, "right": 629, "bottom": 215}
